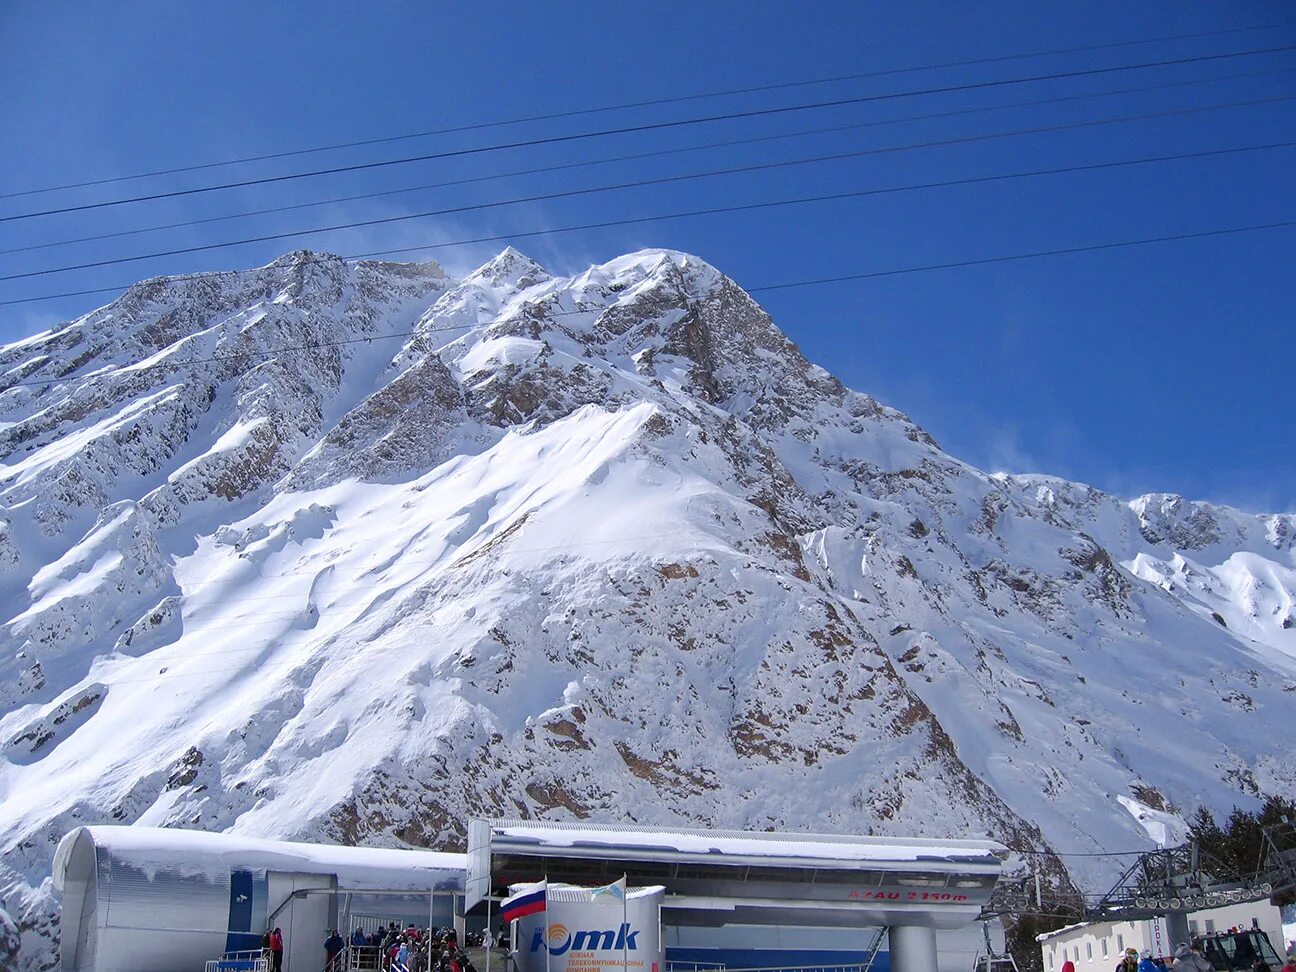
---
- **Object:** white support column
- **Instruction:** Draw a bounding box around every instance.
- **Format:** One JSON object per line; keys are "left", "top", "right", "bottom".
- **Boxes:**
{"left": 889, "top": 924, "right": 939, "bottom": 972}
{"left": 454, "top": 896, "right": 466, "bottom": 943}
{"left": 1165, "top": 912, "right": 1190, "bottom": 951}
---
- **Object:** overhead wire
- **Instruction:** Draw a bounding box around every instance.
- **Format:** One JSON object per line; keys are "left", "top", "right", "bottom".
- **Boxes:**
{"left": 6, "top": 63, "right": 1293, "bottom": 259}
{"left": 3, "top": 214, "right": 1293, "bottom": 390}
{"left": 4, "top": 18, "right": 1290, "bottom": 201}
{"left": 6, "top": 92, "right": 1292, "bottom": 283}
{"left": 4, "top": 42, "right": 1294, "bottom": 223}
{"left": 746, "top": 219, "right": 1296, "bottom": 293}
{"left": 4, "top": 133, "right": 1293, "bottom": 313}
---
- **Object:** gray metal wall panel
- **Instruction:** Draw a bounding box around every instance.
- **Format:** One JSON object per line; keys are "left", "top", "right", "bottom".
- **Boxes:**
{"left": 97, "top": 928, "right": 229, "bottom": 972}
{"left": 103, "top": 856, "right": 230, "bottom": 932}
{"left": 93, "top": 854, "right": 232, "bottom": 972}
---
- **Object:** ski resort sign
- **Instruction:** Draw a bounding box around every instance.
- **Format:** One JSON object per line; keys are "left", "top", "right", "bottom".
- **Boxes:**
{"left": 847, "top": 889, "right": 971, "bottom": 903}
{"left": 514, "top": 884, "right": 665, "bottom": 972}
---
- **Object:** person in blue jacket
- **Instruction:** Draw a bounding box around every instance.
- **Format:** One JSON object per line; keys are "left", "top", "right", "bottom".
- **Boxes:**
{"left": 352, "top": 929, "right": 369, "bottom": 949}
{"left": 1137, "top": 949, "right": 1160, "bottom": 972}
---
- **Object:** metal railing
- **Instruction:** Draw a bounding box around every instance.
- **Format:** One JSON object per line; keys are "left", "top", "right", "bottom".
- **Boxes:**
{"left": 333, "top": 943, "right": 495, "bottom": 972}
{"left": 204, "top": 950, "right": 269, "bottom": 972}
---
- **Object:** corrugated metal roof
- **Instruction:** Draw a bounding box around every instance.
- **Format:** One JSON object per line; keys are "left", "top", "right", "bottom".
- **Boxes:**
{"left": 487, "top": 819, "right": 1007, "bottom": 865}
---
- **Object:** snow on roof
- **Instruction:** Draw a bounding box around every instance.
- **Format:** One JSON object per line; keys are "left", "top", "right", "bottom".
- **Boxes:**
{"left": 1036, "top": 920, "right": 1093, "bottom": 943}
{"left": 546, "top": 883, "right": 666, "bottom": 903}
{"left": 487, "top": 819, "right": 1006, "bottom": 866}
{"left": 54, "top": 826, "right": 466, "bottom": 891}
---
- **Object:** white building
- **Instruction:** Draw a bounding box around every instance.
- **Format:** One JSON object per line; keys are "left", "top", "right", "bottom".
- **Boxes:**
{"left": 1037, "top": 901, "right": 1287, "bottom": 970}
{"left": 54, "top": 826, "right": 466, "bottom": 972}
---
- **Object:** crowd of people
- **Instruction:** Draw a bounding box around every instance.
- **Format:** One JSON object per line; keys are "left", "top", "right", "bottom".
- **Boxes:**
{"left": 323, "top": 922, "right": 499, "bottom": 972}
{"left": 1060, "top": 938, "right": 1296, "bottom": 972}
{"left": 257, "top": 921, "right": 506, "bottom": 972}
{"left": 1163, "top": 934, "right": 1296, "bottom": 972}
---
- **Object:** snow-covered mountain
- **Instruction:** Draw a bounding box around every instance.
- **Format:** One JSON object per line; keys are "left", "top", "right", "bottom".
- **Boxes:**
{"left": 0, "top": 902, "right": 18, "bottom": 972}
{"left": 2, "top": 248, "right": 1294, "bottom": 969}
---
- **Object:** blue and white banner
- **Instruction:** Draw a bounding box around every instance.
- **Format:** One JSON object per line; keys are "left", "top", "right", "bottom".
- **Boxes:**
{"left": 513, "top": 883, "right": 663, "bottom": 972}
{"left": 589, "top": 877, "right": 626, "bottom": 904}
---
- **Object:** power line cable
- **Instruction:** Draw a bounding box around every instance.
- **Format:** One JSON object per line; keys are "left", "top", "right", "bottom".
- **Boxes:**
{"left": 4, "top": 42, "right": 1293, "bottom": 224}
{"left": 4, "top": 216, "right": 1292, "bottom": 389}
{"left": 751, "top": 219, "right": 1296, "bottom": 292}
{"left": 6, "top": 63, "right": 1291, "bottom": 259}
{"left": 2, "top": 138, "right": 1290, "bottom": 313}
{"left": 4, "top": 19, "right": 1290, "bottom": 202}
{"left": 6, "top": 93, "right": 1290, "bottom": 283}
{"left": 341, "top": 139, "right": 1296, "bottom": 260}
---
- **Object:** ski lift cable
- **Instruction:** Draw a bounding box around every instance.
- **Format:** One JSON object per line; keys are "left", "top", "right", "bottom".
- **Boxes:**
{"left": 5, "top": 93, "right": 1293, "bottom": 283}
{"left": 2, "top": 212, "right": 1292, "bottom": 391}
{"left": 1, "top": 138, "right": 1291, "bottom": 314}
{"left": 7, "top": 62, "right": 1290, "bottom": 259}
{"left": 3, "top": 18, "right": 1290, "bottom": 201}
{"left": 3, "top": 42, "right": 1293, "bottom": 224}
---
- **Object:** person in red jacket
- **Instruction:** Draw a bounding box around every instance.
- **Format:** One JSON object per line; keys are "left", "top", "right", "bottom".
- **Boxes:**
{"left": 269, "top": 928, "right": 285, "bottom": 972}
{"left": 1279, "top": 949, "right": 1295, "bottom": 972}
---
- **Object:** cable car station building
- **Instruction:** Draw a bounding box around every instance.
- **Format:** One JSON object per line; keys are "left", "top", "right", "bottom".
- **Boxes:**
{"left": 54, "top": 819, "right": 1008, "bottom": 972}
{"left": 468, "top": 820, "right": 1006, "bottom": 972}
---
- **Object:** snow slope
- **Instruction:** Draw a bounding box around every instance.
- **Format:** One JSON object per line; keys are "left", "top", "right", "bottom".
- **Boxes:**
{"left": 1, "top": 248, "right": 1293, "bottom": 970}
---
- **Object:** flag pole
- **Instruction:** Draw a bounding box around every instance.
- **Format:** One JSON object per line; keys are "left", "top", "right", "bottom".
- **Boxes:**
{"left": 486, "top": 892, "right": 492, "bottom": 972}
{"left": 622, "top": 874, "right": 628, "bottom": 972}
{"left": 545, "top": 877, "right": 551, "bottom": 972}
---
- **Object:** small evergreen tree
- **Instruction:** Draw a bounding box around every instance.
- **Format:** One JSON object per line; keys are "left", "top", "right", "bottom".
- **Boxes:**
{"left": 1187, "top": 796, "right": 1296, "bottom": 905}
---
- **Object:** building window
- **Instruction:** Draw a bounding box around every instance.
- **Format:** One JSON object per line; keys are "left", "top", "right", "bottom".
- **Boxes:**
{"left": 1102, "top": 940, "right": 1109, "bottom": 958}
{"left": 1047, "top": 950, "right": 1054, "bottom": 971}
{"left": 1205, "top": 920, "right": 1215, "bottom": 934}
{"left": 1190, "top": 921, "right": 1199, "bottom": 935}
{"left": 1117, "top": 935, "right": 1124, "bottom": 952}
{"left": 1087, "top": 942, "right": 1094, "bottom": 960}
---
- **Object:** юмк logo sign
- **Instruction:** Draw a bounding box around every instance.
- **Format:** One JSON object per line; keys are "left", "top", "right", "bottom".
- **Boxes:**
{"left": 530, "top": 923, "right": 640, "bottom": 955}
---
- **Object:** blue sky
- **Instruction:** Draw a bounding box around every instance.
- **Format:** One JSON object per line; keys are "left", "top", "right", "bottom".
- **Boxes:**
{"left": 1, "top": 1, "right": 1293, "bottom": 510}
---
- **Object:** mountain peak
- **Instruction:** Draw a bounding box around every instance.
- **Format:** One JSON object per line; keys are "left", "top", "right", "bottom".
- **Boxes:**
{"left": 466, "top": 246, "right": 551, "bottom": 290}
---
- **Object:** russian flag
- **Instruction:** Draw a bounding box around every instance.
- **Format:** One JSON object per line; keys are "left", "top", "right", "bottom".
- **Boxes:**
{"left": 499, "top": 880, "right": 547, "bottom": 923}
